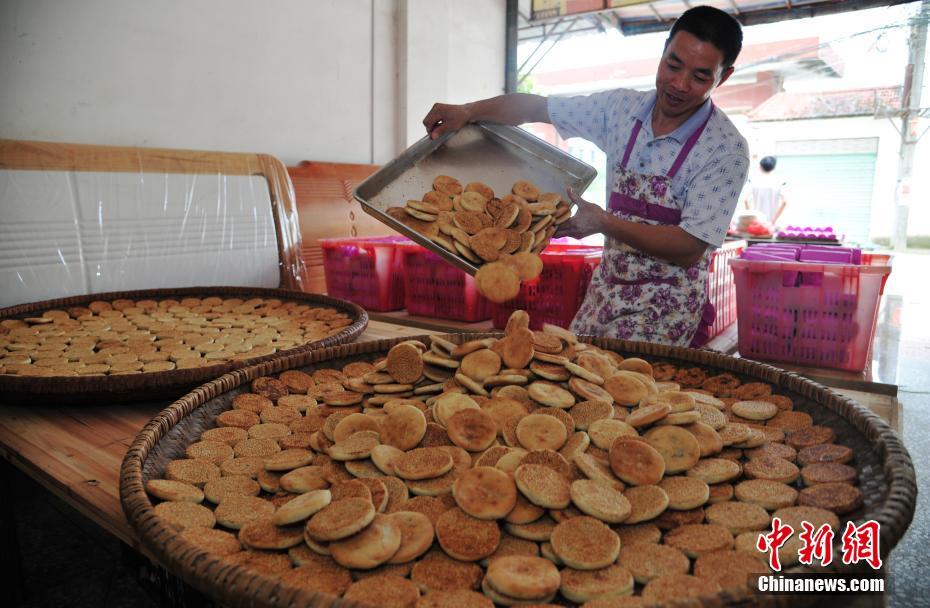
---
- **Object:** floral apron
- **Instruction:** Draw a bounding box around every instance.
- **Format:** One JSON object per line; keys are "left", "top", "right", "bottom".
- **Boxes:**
{"left": 571, "top": 107, "right": 716, "bottom": 347}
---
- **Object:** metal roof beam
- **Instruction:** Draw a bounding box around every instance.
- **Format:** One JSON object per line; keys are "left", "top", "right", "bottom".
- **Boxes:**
{"left": 620, "top": 0, "right": 916, "bottom": 36}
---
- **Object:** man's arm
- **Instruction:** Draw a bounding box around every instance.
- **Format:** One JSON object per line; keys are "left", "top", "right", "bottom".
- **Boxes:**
{"left": 423, "top": 94, "right": 550, "bottom": 140}
{"left": 557, "top": 191, "right": 708, "bottom": 267}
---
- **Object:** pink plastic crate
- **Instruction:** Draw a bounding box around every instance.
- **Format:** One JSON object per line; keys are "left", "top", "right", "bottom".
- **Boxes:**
{"left": 491, "top": 245, "right": 603, "bottom": 330}
{"left": 730, "top": 256, "right": 892, "bottom": 371}
{"left": 319, "top": 236, "right": 408, "bottom": 311}
{"left": 399, "top": 244, "right": 492, "bottom": 322}
{"left": 706, "top": 240, "right": 745, "bottom": 341}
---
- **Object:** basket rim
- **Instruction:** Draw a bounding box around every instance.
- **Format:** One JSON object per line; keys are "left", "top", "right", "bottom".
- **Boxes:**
{"left": 120, "top": 334, "right": 916, "bottom": 608}
{"left": 0, "top": 285, "right": 368, "bottom": 400}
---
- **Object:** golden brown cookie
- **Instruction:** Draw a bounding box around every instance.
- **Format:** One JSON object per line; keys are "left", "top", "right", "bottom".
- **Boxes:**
{"left": 663, "top": 523, "right": 734, "bottom": 558}
{"left": 394, "top": 448, "right": 455, "bottom": 480}
{"left": 618, "top": 543, "right": 689, "bottom": 584}
{"left": 693, "top": 549, "right": 770, "bottom": 591}
{"left": 386, "top": 342, "right": 425, "bottom": 384}
{"left": 658, "top": 476, "right": 710, "bottom": 511}
{"left": 145, "top": 479, "right": 205, "bottom": 503}
{"left": 239, "top": 517, "right": 304, "bottom": 550}
{"left": 330, "top": 512, "right": 403, "bottom": 569}
{"left": 344, "top": 574, "right": 421, "bottom": 608}
{"left": 273, "top": 489, "right": 332, "bottom": 525}
{"left": 305, "top": 496, "right": 376, "bottom": 541}
{"left": 746, "top": 442, "right": 797, "bottom": 462}
{"left": 705, "top": 501, "right": 771, "bottom": 535}
{"left": 214, "top": 495, "right": 275, "bottom": 530}
{"left": 731, "top": 400, "right": 778, "bottom": 421}
{"left": 516, "top": 413, "right": 568, "bottom": 451}
{"left": 279, "top": 557, "right": 353, "bottom": 596}
{"left": 415, "top": 590, "right": 493, "bottom": 608}
{"left": 485, "top": 555, "right": 561, "bottom": 600}
{"left": 447, "top": 408, "right": 498, "bottom": 452}
{"left": 734, "top": 480, "right": 798, "bottom": 511}
{"left": 767, "top": 410, "right": 813, "bottom": 432}
{"left": 514, "top": 463, "right": 571, "bottom": 510}
{"left": 623, "top": 485, "right": 669, "bottom": 524}
{"left": 800, "top": 462, "right": 858, "bottom": 486}
{"left": 550, "top": 516, "right": 620, "bottom": 570}
{"left": 435, "top": 507, "right": 501, "bottom": 562}
{"left": 570, "top": 479, "right": 631, "bottom": 523}
{"left": 411, "top": 548, "right": 484, "bottom": 592}
{"left": 798, "top": 482, "right": 863, "bottom": 514}
{"left": 153, "top": 501, "right": 216, "bottom": 530}
{"left": 641, "top": 573, "right": 721, "bottom": 603}
{"left": 797, "top": 443, "right": 854, "bottom": 466}
{"left": 643, "top": 426, "right": 700, "bottom": 474}
{"left": 614, "top": 523, "right": 661, "bottom": 546}
{"left": 165, "top": 459, "right": 222, "bottom": 488}
{"left": 202, "top": 475, "right": 261, "bottom": 504}
{"left": 685, "top": 457, "right": 741, "bottom": 485}
{"left": 743, "top": 456, "right": 800, "bottom": 484}
{"left": 786, "top": 425, "right": 837, "bottom": 450}
{"left": 178, "top": 527, "right": 240, "bottom": 556}
{"left": 475, "top": 262, "right": 521, "bottom": 304}
{"left": 452, "top": 466, "right": 517, "bottom": 520}
{"left": 608, "top": 438, "right": 665, "bottom": 486}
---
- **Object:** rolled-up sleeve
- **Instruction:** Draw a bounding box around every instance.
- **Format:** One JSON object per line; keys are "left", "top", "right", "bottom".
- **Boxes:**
{"left": 680, "top": 151, "right": 750, "bottom": 248}
{"left": 547, "top": 89, "right": 635, "bottom": 153}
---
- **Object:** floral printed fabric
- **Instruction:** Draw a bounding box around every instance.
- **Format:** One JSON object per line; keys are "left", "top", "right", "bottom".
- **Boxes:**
{"left": 570, "top": 164, "right": 711, "bottom": 346}
{"left": 548, "top": 88, "right": 749, "bottom": 346}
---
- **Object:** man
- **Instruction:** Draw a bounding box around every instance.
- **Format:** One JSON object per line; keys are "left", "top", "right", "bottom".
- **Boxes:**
{"left": 423, "top": 5, "right": 749, "bottom": 346}
{"left": 744, "top": 155, "right": 788, "bottom": 226}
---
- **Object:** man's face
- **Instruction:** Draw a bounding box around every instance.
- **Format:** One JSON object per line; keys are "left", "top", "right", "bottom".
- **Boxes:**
{"left": 655, "top": 30, "right": 733, "bottom": 119}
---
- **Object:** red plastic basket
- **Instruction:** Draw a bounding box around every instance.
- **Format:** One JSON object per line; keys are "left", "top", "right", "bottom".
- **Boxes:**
{"left": 706, "top": 240, "right": 746, "bottom": 340}
{"left": 319, "top": 236, "right": 408, "bottom": 311}
{"left": 491, "top": 245, "right": 603, "bottom": 330}
{"left": 399, "top": 244, "right": 492, "bottom": 322}
{"left": 730, "top": 256, "right": 892, "bottom": 371}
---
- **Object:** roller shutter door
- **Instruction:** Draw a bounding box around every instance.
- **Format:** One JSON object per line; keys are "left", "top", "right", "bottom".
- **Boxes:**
{"left": 775, "top": 138, "right": 878, "bottom": 245}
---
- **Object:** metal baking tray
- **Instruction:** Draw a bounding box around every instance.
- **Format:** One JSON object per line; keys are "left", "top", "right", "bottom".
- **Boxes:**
{"left": 353, "top": 123, "right": 597, "bottom": 275}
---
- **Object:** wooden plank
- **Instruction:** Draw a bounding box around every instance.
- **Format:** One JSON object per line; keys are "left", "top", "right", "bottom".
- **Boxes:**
{"left": 368, "top": 311, "right": 495, "bottom": 334}
{"left": 0, "top": 139, "right": 261, "bottom": 175}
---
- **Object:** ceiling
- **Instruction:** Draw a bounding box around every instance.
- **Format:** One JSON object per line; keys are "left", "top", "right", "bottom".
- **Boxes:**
{"left": 518, "top": 0, "right": 914, "bottom": 42}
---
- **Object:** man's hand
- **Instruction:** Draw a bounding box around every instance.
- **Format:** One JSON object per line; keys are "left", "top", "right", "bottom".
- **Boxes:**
{"left": 423, "top": 94, "right": 551, "bottom": 140}
{"left": 423, "top": 103, "right": 471, "bottom": 140}
{"left": 555, "top": 188, "right": 606, "bottom": 239}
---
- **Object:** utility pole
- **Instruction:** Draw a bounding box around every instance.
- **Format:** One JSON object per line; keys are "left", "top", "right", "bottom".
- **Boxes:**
{"left": 892, "top": 0, "right": 929, "bottom": 251}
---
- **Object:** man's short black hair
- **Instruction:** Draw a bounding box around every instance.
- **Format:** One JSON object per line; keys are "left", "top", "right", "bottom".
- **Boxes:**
{"left": 760, "top": 156, "right": 777, "bottom": 172}
{"left": 667, "top": 5, "right": 743, "bottom": 69}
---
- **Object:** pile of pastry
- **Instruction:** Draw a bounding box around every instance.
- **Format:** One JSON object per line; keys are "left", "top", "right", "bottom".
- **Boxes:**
{"left": 386, "top": 176, "right": 573, "bottom": 303}
{"left": 146, "top": 310, "right": 860, "bottom": 607}
{"left": 0, "top": 297, "right": 353, "bottom": 377}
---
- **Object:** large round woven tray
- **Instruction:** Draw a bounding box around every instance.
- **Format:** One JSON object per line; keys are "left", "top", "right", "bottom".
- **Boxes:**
{"left": 0, "top": 286, "right": 367, "bottom": 404}
{"left": 120, "top": 335, "right": 916, "bottom": 608}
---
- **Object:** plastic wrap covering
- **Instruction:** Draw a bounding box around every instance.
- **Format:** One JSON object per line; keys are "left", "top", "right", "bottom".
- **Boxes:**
{"left": 0, "top": 139, "right": 306, "bottom": 308}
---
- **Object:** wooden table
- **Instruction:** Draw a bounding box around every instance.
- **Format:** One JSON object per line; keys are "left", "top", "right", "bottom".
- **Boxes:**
{"left": 0, "top": 318, "right": 903, "bottom": 565}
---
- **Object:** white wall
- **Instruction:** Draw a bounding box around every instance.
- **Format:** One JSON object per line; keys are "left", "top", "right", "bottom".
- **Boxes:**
{"left": 741, "top": 116, "right": 910, "bottom": 239}
{"left": 0, "top": 0, "right": 506, "bottom": 165}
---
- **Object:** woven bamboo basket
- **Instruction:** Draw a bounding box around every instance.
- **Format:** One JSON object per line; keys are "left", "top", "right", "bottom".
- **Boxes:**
{"left": 120, "top": 334, "right": 916, "bottom": 608}
{"left": 0, "top": 286, "right": 367, "bottom": 404}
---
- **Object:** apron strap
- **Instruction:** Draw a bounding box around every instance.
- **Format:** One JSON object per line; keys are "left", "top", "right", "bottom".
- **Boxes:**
{"left": 667, "top": 105, "right": 715, "bottom": 179}
{"left": 620, "top": 120, "right": 643, "bottom": 169}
